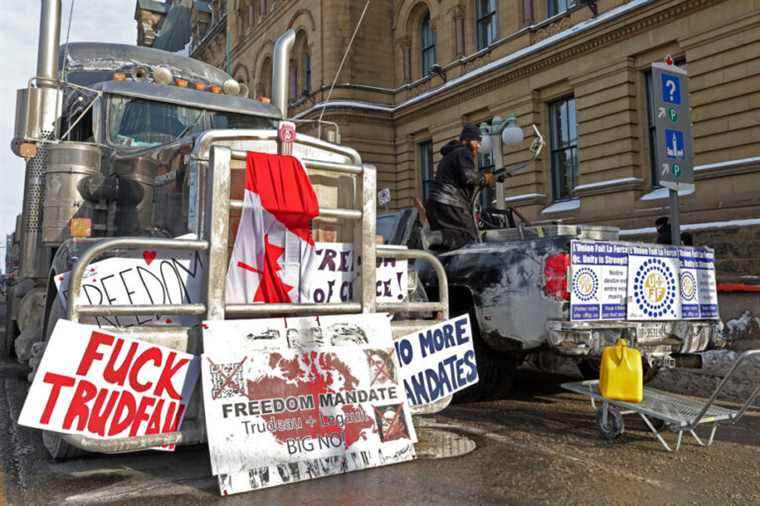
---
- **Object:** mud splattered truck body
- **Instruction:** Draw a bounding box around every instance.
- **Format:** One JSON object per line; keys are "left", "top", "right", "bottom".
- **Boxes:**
{"left": 380, "top": 213, "right": 721, "bottom": 399}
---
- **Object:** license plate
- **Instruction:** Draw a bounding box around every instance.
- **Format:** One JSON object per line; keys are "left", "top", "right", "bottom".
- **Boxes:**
{"left": 637, "top": 326, "right": 662, "bottom": 343}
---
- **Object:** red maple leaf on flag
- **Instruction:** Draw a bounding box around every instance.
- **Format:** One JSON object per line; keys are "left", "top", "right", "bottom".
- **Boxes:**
{"left": 237, "top": 234, "right": 294, "bottom": 303}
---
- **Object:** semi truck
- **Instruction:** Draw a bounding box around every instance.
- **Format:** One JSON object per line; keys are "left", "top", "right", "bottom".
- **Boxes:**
{"left": 6, "top": 0, "right": 449, "bottom": 458}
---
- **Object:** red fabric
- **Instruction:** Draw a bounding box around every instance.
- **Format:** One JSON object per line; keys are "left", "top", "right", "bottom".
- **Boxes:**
{"left": 245, "top": 152, "right": 319, "bottom": 246}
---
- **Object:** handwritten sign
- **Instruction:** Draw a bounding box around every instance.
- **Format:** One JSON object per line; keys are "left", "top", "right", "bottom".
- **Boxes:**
{"left": 394, "top": 315, "right": 478, "bottom": 406}
{"left": 201, "top": 314, "right": 416, "bottom": 496}
{"left": 18, "top": 320, "right": 200, "bottom": 449}
{"left": 304, "top": 243, "right": 408, "bottom": 304}
{"left": 55, "top": 251, "right": 205, "bottom": 327}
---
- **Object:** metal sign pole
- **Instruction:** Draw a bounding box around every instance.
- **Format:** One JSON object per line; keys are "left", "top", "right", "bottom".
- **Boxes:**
{"left": 652, "top": 58, "right": 693, "bottom": 246}
{"left": 669, "top": 189, "right": 680, "bottom": 246}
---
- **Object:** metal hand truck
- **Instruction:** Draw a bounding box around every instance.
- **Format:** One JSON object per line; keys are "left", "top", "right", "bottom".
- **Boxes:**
{"left": 562, "top": 349, "right": 760, "bottom": 452}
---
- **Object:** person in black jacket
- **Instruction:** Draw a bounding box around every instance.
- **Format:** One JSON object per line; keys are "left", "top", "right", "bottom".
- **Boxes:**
{"left": 425, "top": 123, "right": 495, "bottom": 251}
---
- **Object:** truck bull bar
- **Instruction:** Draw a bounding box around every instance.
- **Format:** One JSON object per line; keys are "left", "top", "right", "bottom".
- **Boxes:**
{"left": 62, "top": 134, "right": 450, "bottom": 453}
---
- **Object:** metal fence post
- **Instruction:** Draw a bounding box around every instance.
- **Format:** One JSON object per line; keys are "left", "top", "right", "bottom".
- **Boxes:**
{"left": 204, "top": 145, "right": 232, "bottom": 321}
{"left": 359, "top": 164, "right": 377, "bottom": 313}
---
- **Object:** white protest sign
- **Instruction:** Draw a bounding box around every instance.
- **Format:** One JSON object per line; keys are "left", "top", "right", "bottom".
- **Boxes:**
{"left": 570, "top": 241, "right": 720, "bottom": 321}
{"left": 570, "top": 241, "right": 629, "bottom": 321}
{"left": 393, "top": 315, "right": 478, "bottom": 406}
{"left": 303, "top": 242, "right": 408, "bottom": 304}
{"left": 54, "top": 250, "right": 205, "bottom": 328}
{"left": 18, "top": 320, "right": 200, "bottom": 448}
{"left": 201, "top": 314, "right": 416, "bottom": 496}
{"left": 684, "top": 247, "right": 718, "bottom": 319}
{"left": 627, "top": 245, "right": 682, "bottom": 321}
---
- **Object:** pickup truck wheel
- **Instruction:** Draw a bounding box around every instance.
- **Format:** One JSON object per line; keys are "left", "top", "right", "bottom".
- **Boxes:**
{"left": 35, "top": 299, "right": 87, "bottom": 460}
{"left": 454, "top": 331, "right": 516, "bottom": 402}
{"left": 577, "top": 359, "right": 600, "bottom": 380}
{"left": 643, "top": 363, "right": 660, "bottom": 384}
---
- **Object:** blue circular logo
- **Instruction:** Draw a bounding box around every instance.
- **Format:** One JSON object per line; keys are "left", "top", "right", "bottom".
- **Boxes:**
{"left": 572, "top": 268, "right": 598, "bottom": 302}
{"left": 633, "top": 259, "right": 677, "bottom": 318}
{"left": 680, "top": 271, "right": 697, "bottom": 301}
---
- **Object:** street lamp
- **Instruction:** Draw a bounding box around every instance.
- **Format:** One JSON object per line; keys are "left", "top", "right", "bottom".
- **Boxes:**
{"left": 479, "top": 114, "right": 524, "bottom": 210}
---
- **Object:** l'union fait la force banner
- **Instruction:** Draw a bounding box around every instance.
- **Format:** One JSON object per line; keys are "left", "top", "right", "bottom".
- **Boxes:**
{"left": 18, "top": 320, "right": 200, "bottom": 450}
{"left": 569, "top": 240, "right": 719, "bottom": 322}
{"left": 201, "top": 313, "right": 417, "bottom": 496}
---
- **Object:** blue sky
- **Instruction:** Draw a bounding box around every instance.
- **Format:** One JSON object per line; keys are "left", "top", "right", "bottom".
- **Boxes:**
{"left": 0, "top": 1, "right": 136, "bottom": 261}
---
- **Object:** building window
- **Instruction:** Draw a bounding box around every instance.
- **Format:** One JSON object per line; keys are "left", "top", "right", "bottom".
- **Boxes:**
{"left": 289, "top": 58, "right": 298, "bottom": 100}
{"left": 420, "top": 12, "right": 436, "bottom": 75}
{"left": 476, "top": 0, "right": 497, "bottom": 50}
{"left": 419, "top": 140, "right": 434, "bottom": 200}
{"left": 645, "top": 57, "right": 687, "bottom": 188}
{"left": 303, "top": 52, "right": 311, "bottom": 95}
{"left": 549, "top": 96, "right": 578, "bottom": 201}
{"left": 548, "top": 0, "right": 575, "bottom": 18}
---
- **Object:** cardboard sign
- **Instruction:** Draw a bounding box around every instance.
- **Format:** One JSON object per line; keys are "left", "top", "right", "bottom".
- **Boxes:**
{"left": 55, "top": 251, "right": 205, "bottom": 328}
{"left": 201, "top": 314, "right": 416, "bottom": 496}
{"left": 394, "top": 315, "right": 478, "bottom": 406}
{"left": 18, "top": 320, "right": 200, "bottom": 448}
{"left": 304, "top": 243, "right": 408, "bottom": 304}
{"left": 570, "top": 241, "right": 719, "bottom": 321}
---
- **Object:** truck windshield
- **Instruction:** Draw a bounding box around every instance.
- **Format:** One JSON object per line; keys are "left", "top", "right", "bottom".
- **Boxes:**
{"left": 108, "top": 97, "right": 276, "bottom": 148}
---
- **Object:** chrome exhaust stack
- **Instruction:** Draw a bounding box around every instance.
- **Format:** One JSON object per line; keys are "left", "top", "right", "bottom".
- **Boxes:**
{"left": 16, "top": 0, "right": 63, "bottom": 279}
{"left": 271, "top": 29, "right": 296, "bottom": 118}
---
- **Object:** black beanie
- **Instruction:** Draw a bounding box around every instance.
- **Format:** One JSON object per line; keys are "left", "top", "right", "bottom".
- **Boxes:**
{"left": 459, "top": 123, "right": 482, "bottom": 142}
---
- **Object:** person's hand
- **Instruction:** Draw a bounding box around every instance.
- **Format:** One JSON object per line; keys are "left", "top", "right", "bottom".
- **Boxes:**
{"left": 483, "top": 171, "right": 496, "bottom": 187}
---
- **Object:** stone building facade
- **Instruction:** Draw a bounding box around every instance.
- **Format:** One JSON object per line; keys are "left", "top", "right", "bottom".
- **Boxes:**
{"left": 166, "top": 0, "right": 760, "bottom": 286}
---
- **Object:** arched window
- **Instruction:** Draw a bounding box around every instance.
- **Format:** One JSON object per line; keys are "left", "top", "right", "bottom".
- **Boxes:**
{"left": 289, "top": 58, "right": 298, "bottom": 100}
{"left": 420, "top": 12, "right": 436, "bottom": 75}
{"left": 258, "top": 56, "right": 273, "bottom": 99}
{"left": 302, "top": 52, "right": 311, "bottom": 95}
{"left": 292, "top": 30, "right": 311, "bottom": 99}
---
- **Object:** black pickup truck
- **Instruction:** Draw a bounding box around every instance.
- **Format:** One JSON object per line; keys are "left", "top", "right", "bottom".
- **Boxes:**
{"left": 378, "top": 208, "right": 722, "bottom": 400}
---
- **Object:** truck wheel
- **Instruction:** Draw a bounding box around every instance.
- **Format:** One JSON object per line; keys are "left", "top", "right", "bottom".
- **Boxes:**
{"left": 33, "top": 299, "right": 86, "bottom": 460}
{"left": 642, "top": 363, "right": 660, "bottom": 384}
{"left": 577, "top": 359, "right": 600, "bottom": 380}
{"left": 454, "top": 317, "right": 517, "bottom": 402}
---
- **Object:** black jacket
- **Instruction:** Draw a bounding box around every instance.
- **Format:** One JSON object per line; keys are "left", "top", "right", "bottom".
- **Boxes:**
{"left": 427, "top": 141, "right": 481, "bottom": 209}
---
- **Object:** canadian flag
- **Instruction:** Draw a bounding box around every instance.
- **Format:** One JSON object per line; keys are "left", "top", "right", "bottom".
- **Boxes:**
{"left": 225, "top": 152, "right": 319, "bottom": 304}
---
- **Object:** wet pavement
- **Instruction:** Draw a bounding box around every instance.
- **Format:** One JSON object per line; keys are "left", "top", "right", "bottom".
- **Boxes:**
{"left": 2, "top": 361, "right": 759, "bottom": 505}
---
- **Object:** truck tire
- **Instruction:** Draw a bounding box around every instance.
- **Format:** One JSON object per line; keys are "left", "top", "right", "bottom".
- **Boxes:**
{"left": 33, "top": 299, "right": 87, "bottom": 460}
{"left": 454, "top": 312, "right": 517, "bottom": 402}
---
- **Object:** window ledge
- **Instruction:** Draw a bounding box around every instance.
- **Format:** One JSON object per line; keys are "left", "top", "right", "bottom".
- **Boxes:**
{"left": 542, "top": 198, "right": 581, "bottom": 214}
{"left": 639, "top": 186, "right": 694, "bottom": 201}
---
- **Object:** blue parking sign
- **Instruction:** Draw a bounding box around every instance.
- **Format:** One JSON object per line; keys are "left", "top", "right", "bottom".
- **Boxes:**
{"left": 661, "top": 73, "right": 682, "bottom": 105}
{"left": 665, "top": 129, "right": 685, "bottom": 160}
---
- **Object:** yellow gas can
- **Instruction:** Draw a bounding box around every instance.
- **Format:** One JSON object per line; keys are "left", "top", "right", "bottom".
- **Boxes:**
{"left": 598, "top": 339, "right": 643, "bottom": 403}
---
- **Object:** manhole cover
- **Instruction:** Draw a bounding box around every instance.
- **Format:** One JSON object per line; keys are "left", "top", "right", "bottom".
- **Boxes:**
{"left": 415, "top": 428, "right": 476, "bottom": 460}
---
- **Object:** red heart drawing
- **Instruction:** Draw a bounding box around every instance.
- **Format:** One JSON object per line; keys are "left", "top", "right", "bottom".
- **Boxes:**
{"left": 143, "top": 251, "right": 157, "bottom": 265}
